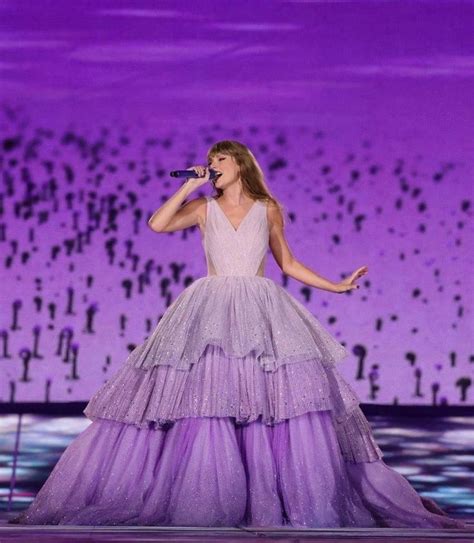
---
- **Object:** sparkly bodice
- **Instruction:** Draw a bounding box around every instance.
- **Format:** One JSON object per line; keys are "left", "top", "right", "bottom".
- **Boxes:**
{"left": 202, "top": 196, "right": 269, "bottom": 277}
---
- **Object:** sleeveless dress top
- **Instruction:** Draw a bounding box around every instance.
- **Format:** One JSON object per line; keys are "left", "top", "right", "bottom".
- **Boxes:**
{"left": 203, "top": 196, "right": 268, "bottom": 277}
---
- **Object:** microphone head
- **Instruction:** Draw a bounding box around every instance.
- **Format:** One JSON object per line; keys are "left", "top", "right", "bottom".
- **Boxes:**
{"left": 209, "top": 168, "right": 218, "bottom": 180}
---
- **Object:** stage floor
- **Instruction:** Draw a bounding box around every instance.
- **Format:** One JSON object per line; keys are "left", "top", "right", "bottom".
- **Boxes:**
{"left": 0, "top": 513, "right": 473, "bottom": 543}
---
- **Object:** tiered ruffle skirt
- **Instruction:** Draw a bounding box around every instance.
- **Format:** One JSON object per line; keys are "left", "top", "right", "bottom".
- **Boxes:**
{"left": 13, "top": 277, "right": 466, "bottom": 528}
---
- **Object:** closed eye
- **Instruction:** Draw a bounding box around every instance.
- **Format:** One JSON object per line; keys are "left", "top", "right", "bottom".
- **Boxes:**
{"left": 208, "top": 157, "right": 226, "bottom": 167}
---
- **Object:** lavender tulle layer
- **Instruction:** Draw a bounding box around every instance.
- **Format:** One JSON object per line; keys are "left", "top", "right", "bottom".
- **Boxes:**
{"left": 125, "top": 276, "right": 349, "bottom": 373}
{"left": 14, "top": 413, "right": 465, "bottom": 528}
{"left": 84, "top": 342, "right": 381, "bottom": 464}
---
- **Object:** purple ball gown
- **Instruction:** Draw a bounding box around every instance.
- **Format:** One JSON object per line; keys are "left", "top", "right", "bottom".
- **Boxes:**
{"left": 14, "top": 196, "right": 466, "bottom": 528}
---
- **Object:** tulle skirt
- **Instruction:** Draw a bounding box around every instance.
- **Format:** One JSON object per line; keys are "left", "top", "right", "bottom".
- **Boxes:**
{"left": 11, "top": 278, "right": 467, "bottom": 529}
{"left": 13, "top": 411, "right": 465, "bottom": 529}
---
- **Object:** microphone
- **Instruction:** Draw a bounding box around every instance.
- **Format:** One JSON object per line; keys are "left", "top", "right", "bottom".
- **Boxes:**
{"left": 170, "top": 168, "right": 219, "bottom": 181}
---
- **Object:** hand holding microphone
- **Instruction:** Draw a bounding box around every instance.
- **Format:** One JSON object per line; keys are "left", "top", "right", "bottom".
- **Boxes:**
{"left": 170, "top": 165, "right": 219, "bottom": 192}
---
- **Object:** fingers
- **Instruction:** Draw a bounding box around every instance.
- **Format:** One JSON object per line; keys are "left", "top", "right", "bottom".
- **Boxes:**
{"left": 188, "top": 165, "right": 207, "bottom": 177}
{"left": 353, "top": 266, "right": 368, "bottom": 280}
{"left": 198, "top": 166, "right": 207, "bottom": 176}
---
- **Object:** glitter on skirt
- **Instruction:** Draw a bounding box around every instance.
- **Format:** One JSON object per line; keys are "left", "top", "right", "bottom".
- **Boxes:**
{"left": 12, "top": 414, "right": 466, "bottom": 528}
{"left": 11, "top": 197, "right": 467, "bottom": 528}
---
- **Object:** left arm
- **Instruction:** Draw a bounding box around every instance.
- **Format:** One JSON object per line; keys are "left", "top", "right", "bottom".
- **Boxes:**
{"left": 267, "top": 202, "right": 367, "bottom": 293}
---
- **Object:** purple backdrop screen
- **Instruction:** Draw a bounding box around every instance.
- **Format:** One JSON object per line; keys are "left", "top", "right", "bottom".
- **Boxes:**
{"left": 0, "top": 0, "right": 472, "bottom": 406}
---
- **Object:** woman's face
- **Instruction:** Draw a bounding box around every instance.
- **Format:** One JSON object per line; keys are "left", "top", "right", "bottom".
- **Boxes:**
{"left": 208, "top": 153, "right": 240, "bottom": 188}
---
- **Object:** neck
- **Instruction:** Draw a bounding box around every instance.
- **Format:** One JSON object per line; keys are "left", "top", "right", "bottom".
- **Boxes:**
{"left": 219, "top": 184, "right": 250, "bottom": 206}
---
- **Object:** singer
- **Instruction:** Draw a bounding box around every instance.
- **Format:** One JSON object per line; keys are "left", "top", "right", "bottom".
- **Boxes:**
{"left": 11, "top": 140, "right": 466, "bottom": 528}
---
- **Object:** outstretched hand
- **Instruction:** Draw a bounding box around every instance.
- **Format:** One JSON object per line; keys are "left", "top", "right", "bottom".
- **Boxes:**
{"left": 336, "top": 266, "right": 368, "bottom": 293}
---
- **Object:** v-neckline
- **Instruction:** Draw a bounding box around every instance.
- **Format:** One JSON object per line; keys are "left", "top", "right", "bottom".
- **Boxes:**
{"left": 213, "top": 198, "right": 258, "bottom": 233}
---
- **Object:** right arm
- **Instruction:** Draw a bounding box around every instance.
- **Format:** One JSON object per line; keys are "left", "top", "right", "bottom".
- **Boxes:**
{"left": 147, "top": 167, "right": 210, "bottom": 233}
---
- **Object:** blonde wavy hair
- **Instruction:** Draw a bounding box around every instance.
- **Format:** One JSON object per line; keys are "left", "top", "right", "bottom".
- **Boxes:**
{"left": 207, "top": 140, "right": 287, "bottom": 227}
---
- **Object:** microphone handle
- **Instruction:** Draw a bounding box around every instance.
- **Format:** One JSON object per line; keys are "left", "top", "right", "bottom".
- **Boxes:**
{"left": 170, "top": 169, "right": 217, "bottom": 180}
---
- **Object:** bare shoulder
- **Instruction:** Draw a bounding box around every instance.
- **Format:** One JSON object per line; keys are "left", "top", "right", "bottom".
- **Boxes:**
{"left": 188, "top": 195, "right": 208, "bottom": 210}
{"left": 265, "top": 199, "right": 285, "bottom": 230}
